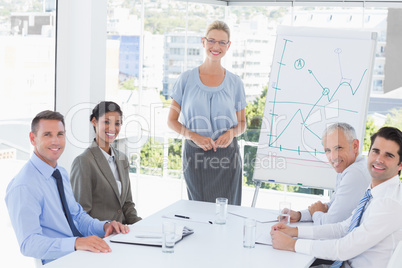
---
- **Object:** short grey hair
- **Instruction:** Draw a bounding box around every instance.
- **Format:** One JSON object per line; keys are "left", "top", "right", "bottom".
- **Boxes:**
{"left": 322, "top": 122, "right": 357, "bottom": 144}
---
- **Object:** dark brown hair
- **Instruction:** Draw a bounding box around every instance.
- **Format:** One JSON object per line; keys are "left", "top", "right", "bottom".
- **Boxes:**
{"left": 31, "top": 110, "right": 65, "bottom": 134}
{"left": 90, "top": 101, "right": 123, "bottom": 132}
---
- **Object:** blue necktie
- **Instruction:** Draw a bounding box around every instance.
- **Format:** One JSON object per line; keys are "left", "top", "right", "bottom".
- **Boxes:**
{"left": 53, "top": 169, "right": 83, "bottom": 237}
{"left": 330, "top": 189, "right": 372, "bottom": 268}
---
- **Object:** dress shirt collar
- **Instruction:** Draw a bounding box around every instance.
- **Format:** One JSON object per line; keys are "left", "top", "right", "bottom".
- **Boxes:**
{"left": 98, "top": 145, "right": 115, "bottom": 162}
{"left": 341, "top": 155, "right": 364, "bottom": 175}
{"left": 370, "top": 175, "right": 400, "bottom": 198}
{"left": 30, "top": 152, "right": 61, "bottom": 181}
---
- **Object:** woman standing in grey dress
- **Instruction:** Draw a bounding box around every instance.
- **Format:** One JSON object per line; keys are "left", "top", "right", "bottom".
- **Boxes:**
{"left": 167, "top": 21, "right": 247, "bottom": 205}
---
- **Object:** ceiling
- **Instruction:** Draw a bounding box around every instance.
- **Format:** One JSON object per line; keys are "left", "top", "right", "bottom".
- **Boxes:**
{"left": 184, "top": 0, "right": 402, "bottom": 7}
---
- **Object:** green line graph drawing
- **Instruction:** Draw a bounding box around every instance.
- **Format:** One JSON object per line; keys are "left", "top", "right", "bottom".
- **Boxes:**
{"left": 267, "top": 38, "right": 368, "bottom": 156}
{"left": 268, "top": 101, "right": 358, "bottom": 114}
{"left": 253, "top": 26, "right": 376, "bottom": 189}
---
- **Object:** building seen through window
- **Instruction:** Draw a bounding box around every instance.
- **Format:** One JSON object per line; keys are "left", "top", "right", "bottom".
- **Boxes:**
{"left": 104, "top": 2, "right": 402, "bottom": 195}
{"left": 0, "top": 0, "right": 56, "bottom": 162}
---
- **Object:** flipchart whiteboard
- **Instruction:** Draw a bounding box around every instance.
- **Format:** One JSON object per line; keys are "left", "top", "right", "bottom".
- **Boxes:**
{"left": 252, "top": 26, "right": 377, "bottom": 190}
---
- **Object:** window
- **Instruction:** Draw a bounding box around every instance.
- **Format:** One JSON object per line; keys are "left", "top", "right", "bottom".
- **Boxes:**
{"left": 0, "top": 0, "right": 56, "bottom": 162}
{"left": 3, "top": 2, "right": 402, "bottom": 265}
{"left": 188, "top": 48, "right": 200, "bottom": 56}
{"left": 2, "top": 1, "right": 57, "bottom": 266}
{"left": 104, "top": 1, "right": 401, "bottom": 210}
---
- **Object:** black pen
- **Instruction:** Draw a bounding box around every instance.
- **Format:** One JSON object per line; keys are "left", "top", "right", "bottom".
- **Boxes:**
{"left": 174, "top": 214, "right": 190, "bottom": 219}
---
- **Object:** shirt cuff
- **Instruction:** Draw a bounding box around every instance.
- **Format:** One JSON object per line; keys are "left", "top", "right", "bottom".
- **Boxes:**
{"left": 295, "top": 239, "right": 314, "bottom": 255}
{"left": 60, "top": 236, "right": 78, "bottom": 253}
{"left": 96, "top": 220, "right": 108, "bottom": 237}
{"left": 311, "top": 211, "right": 324, "bottom": 224}
{"left": 297, "top": 225, "right": 314, "bottom": 239}
{"left": 300, "top": 209, "right": 312, "bottom": 222}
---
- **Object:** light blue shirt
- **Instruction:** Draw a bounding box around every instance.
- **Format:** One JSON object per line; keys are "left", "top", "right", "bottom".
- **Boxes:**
{"left": 171, "top": 67, "right": 247, "bottom": 140}
{"left": 300, "top": 155, "right": 371, "bottom": 225}
{"left": 5, "top": 153, "right": 107, "bottom": 264}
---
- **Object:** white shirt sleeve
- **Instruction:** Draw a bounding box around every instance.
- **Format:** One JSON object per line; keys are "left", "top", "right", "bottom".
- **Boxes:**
{"left": 311, "top": 165, "right": 369, "bottom": 225}
{"left": 296, "top": 197, "right": 402, "bottom": 261}
{"left": 299, "top": 209, "right": 312, "bottom": 222}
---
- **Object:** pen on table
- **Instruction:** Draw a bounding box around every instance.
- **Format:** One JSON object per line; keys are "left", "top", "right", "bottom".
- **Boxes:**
{"left": 174, "top": 214, "right": 190, "bottom": 219}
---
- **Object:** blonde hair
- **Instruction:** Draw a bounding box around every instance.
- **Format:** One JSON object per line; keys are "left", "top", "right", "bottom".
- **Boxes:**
{"left": 205, "top": 20, "right": 230, "bottom": 40}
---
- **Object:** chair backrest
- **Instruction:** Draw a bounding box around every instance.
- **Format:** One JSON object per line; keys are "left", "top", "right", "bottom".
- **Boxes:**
{"left": 387, "top": 241, "right": 402, "bottom": 268}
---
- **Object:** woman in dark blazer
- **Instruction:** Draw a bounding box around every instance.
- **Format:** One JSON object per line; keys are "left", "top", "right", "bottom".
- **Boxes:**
{"left": 70, "top": 101, "right": 141, "bottom": 224}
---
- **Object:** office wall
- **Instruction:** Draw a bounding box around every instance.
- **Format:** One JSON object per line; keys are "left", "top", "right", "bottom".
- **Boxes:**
{"left": 56, "top": 0, "right": 107, "bottom": 171}
{"left": 383, "top": 8, "right": 402, "bottom": 93}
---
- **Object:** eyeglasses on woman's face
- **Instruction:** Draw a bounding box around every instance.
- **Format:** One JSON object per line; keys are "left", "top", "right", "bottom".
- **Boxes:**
{"left": 204, "top": 37, "right": 230, "bottom": 46}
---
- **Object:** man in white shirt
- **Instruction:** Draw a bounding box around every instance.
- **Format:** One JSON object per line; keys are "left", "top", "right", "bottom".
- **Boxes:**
{"left": 271, "top": 126, "right": 402, "bottom": 268}
{"left": 289, "top": 122, "right": 370, "bottom": 225}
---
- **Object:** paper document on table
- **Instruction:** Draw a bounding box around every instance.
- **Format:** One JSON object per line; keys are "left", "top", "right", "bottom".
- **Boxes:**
{"left": 163, "top": 211, "right": 214, "bottom": 225}
{"left": 110, "top": 225, "right": 194, "bottom": 246}
{"left": 228, "top": 207, "right": 278, "bottom": 223}
{"left": 255, "top": 232, "right": 272, "bottom": 246}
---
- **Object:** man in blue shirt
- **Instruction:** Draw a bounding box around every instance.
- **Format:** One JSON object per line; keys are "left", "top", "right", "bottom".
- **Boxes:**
{"left": 289, "top": 123, "right": 370, "bottom": 225}
{"left": 5, "top": 110, "right": 130, "bottom": 264}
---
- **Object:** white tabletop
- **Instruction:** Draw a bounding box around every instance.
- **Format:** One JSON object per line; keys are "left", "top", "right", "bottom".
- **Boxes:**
{"left": 46, "top": 200, "right": 315, "bottom": 268}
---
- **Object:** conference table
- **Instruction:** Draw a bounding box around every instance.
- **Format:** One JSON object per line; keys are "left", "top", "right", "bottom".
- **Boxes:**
{"left": 46, "top": 200, "right": 315, "bottom": 268}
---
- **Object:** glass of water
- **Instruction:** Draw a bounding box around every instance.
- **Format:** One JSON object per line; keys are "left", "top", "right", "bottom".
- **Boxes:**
{"left": 279, "top": 201, "right": 291, "bottom": 224}
{"left": 243, "top": 218, "right": 256, "bottom": 248}
{"left": 215, "top": 197, "right": 228, "bottom": 225}
{"left": 162, "top": 221, "right": 176, "bottom": 253}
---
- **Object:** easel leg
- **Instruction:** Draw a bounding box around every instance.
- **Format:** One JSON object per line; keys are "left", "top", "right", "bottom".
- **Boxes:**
{"left": 251, "top": 181, "right": 262, "bottom": 207}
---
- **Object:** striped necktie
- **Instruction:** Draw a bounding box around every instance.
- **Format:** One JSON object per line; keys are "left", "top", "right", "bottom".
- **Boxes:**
{"left": 53, "top": 169, "right": 83, "bottom": 237}
{"left": 330, "top": 189, "right": 372, "bottom": 268}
